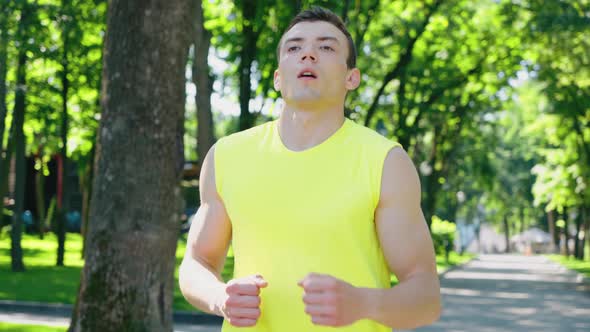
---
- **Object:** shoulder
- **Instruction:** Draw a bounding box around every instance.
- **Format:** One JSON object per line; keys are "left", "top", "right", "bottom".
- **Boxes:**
{"left": 346, "top": 119, "right": 399, "bottom": 148}
{"left": 216, "top": 120, "right": 274, "bottom": 150}
{"left": 379, "top": 146, "right": 421, "bottom": 208}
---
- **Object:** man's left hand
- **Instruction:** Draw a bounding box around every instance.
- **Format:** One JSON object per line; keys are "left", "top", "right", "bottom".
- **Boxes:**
{"left": 297, "top": 272, "right": 365, "bottom": 327}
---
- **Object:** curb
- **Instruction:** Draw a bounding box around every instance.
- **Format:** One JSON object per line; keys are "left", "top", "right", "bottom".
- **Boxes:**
{"left": 0, "top": 300, "right": 223, "bottom": 325}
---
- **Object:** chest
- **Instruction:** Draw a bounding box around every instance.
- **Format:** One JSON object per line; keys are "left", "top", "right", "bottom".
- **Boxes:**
{"left": 221, "top": 152, "right": 375, "bottom": 237}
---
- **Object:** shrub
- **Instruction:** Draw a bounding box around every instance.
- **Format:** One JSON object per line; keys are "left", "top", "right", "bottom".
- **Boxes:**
{"left": 431, "top": 215, "right": 456, "bottom": 255}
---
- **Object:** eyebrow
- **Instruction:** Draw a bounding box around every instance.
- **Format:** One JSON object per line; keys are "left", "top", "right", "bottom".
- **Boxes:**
{"left": 283, "top": 36, "right": 340, "bottom": 45}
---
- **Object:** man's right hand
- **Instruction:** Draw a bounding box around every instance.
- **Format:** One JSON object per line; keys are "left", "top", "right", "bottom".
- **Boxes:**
{"left": 220, "top": 274, "right": 268, "bottom": 327}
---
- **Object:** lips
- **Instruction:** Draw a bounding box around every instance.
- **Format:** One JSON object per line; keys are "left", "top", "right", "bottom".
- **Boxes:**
{"left": 297, "top": 68, "right": 318, "bottom": 79}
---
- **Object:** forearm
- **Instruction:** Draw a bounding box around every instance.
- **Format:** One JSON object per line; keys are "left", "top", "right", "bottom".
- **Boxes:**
{"left": 361, "top": 273, "right": 441, "bottom": 329}
{"left": 178, "top": 257, "right": 227, "bottom": 316}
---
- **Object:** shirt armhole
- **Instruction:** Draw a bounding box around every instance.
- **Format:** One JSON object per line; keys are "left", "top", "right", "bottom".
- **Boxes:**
{"left": 373, "top": 142, "right": 403, "bottom": 212}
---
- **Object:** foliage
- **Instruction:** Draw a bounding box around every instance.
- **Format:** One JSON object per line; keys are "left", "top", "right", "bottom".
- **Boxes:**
{"left": 430, "top": 215, "right": 456, "bottom": 255}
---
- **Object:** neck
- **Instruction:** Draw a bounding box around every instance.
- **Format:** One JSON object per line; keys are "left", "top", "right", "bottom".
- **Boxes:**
{"left": 277, "top": 103, "right": 345, "bottom": 152}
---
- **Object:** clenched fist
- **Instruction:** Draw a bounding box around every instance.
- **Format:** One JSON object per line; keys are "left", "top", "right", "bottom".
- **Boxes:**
{"left": 221, "top": 274, "right": 268, "bottom": 327}
{"left": 298, "top": 272, "right": 364, "bottom": 327}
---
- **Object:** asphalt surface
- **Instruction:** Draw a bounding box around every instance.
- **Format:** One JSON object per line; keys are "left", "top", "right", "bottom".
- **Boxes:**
{"left": 403, "top": 254, "right": 590, "bottom": 332}
{"left": 1, "top": 254, "right": 589, "bottom": 331}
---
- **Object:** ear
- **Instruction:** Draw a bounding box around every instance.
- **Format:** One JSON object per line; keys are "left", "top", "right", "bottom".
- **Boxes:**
{"left": 345, "top": 68, "right": 361, "bottom": 90}
{"left": 274, "top": 69, "right": 281, "bottom": 91}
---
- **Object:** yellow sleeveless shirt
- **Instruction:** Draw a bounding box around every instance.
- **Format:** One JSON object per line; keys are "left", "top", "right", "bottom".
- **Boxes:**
{"left": 215, "top": 118, "right": 401, "bottom": 331}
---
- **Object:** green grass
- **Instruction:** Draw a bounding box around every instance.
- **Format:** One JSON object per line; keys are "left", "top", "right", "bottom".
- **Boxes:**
{"left": 436, "top": 251, "right": 474, "bottom": 272}
{"left": 0, "top": 322, "right": 66, "bottom": 331}
{"left": 1, "top": 233, "right": 473, "bottom": 310}
{"left": 547, "top": 254, "right": 590, "bottom": 278}
{"left": 0, "top": 232, "right": 234, "bottom": 312}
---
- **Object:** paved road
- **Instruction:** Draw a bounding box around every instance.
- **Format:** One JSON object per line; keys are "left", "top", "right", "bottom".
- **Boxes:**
{"left": 404, "top": 254, "right": 590, "bottom": 332}
{"left": 0, "top": 311, "right": 221, "bottom": 332}
{"left": 2, "top": 255, "right": 589, "bottom": 332}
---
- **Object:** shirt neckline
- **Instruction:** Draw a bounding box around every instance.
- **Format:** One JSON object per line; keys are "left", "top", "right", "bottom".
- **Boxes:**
{"left": 273, "top": 118, "right": 351, "bottom": 156}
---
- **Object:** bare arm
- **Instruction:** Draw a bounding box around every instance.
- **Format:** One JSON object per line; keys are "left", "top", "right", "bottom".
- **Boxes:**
{"left": 178, "top": 145, "right": 231, "bottom": 316}
{"left": 298, "top": 147, "right": 441, "bottom": 329}
{"left": 178, "top": 146, "right": 267, "bottom": 327}
{"left": 364, "top": 147, "right": 441, "bottom": 328}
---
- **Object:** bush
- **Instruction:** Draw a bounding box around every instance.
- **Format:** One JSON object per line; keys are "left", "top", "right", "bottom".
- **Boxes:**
{"left": 431, "top": 215, "right": 456, "bottom": 255}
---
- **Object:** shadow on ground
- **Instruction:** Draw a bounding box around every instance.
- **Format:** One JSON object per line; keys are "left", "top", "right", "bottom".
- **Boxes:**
{"left": 407, "top": 255, "right": 590, "bottom": 332}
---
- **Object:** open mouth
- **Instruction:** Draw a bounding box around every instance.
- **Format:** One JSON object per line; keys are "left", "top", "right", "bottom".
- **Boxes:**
{"left": 298, "top": 69, "right": 317, "bottom": 79}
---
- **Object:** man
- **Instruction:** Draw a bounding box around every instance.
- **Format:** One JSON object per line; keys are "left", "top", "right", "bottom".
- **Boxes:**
{"left": 179, "top": 7, "right": 441, "bottom": 331}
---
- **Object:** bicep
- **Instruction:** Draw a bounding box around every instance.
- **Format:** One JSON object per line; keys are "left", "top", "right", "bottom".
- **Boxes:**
{"left": 184, "top": 144, "right": 232, "bottom": 275}
{"left": 375, "top": 147, "right": 437, "bottom": 282}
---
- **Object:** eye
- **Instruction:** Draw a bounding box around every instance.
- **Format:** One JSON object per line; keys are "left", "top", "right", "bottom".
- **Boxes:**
{"left": 320, "top": 45, "right": 334, "bottom": 51}
{"left": 287, "top": 46, "right": 300, "bottom": 52}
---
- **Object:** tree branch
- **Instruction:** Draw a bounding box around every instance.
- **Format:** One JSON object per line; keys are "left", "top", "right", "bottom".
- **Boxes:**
{"left": 364, "top": 0, "right": 443, "bottom": 127}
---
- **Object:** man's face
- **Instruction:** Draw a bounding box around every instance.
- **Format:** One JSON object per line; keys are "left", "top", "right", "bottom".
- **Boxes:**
{"left": 274, "top": 21, "right": 360, "bottom": 108}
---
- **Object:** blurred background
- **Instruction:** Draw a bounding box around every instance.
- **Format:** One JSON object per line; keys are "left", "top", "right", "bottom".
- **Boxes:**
{"left": 0, "top": 0, "right": 588, "bottom": 331}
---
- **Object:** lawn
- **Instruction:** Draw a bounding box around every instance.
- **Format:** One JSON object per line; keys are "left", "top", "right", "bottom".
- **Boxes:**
{"left": 1, "top": 233, "right": 473, "bottom": 311}
{"left": 0, "top": 232, "right": 233, "bottom": 312}
{"left": 547, "top": 254, "right": 590, "bottom": 278}
{"left": 0, "top": 322, "right": 66, "bottom": 332}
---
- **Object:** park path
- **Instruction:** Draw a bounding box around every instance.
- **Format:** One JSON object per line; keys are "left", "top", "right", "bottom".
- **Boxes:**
{"left": 0, "top": 310, "right": 220, "bottom": 332}
{"left": 404, "top": 254, "right": 590, "bottom": 332}
{"left": 1, "top": 254, "right": 589, "bottom": 331}
{"left": 0, "top": 301, "right": 222, "bottom": 332}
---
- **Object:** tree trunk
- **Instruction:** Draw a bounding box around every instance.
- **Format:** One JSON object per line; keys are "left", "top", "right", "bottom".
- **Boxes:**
{"left": 0, "top": 111, "right": 15, "bottom": 217}
{"left": 35, "top": 168, "right": 45, "bottom": 239}
{"left": 547, "top": 209, "right": 557, "bottom": 252}
{"left": 12, "top": 52, "right": 26, "bottom": 271}
{"left": 574, "top": 208, "right": 583, "bottom": 259}
{"left": 79, "top": 142, "right": 94, "bottom": 259}
{"left": 69, "top": 0, "right": 193, "bottom": 330}
{"left": 503, "top": 214, "right": 510, "bottom": 253}
{"left": 585, "top": 206, "right": 590, "bottom": 261}
{"left": 519, "top": 208, "right": 525, "bottom": 234}
{"left": 0, "top": 0, "right": 11, "bottom": 228}
{"left": 57, "top": 0, "right": 71, "bottom": 267}
{"left": 11, "top": 0, "right": 31, "bottom": 273}
{"left": 563, "top": 209, "right": 570, "bottom": 257}
{"left": 0, "top": 2, "right": 8, "bottom": 150}
{"left": 193, "top": 0, "right": 215, "bottom": 167}
{"left": 238, "top": 0, "right": 258, "bottom": 131}
{"left": 341, "top": 0, "right": 351, "bottom": 23}
{"left": 422, "top": 171, "right": 439, "bottom": 229}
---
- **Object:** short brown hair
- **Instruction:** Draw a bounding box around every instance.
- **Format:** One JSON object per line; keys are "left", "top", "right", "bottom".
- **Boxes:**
{"left": 276, "top": 6, "right": 357, "bottom": 69}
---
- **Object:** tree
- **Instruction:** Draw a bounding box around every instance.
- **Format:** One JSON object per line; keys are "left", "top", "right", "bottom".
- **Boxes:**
{"left": 515, "top": 0, "right": 590, "bottom": 259}
{"left": 0, "top": 1, "right": 10, "bottom": 151}
{"left": 69, "top": 0, "right": 194, "bottom": 330}
{"left": 11, "top": 0, "right": 37, "bottom": 273}
{"left": 193, "top": 0, "right": 215, "bottom": 166}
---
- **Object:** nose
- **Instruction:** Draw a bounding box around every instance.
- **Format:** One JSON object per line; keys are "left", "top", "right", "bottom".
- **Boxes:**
{"left": 300, "top": 46, "right": 317, "bottom": 63}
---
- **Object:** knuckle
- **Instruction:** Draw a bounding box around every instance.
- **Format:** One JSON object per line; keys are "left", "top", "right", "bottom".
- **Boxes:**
{"left": 225, "top": 296, "right": 236, "bottom": 306}
{"left": 226, "top": 283, "right": 238, "bottom": 294}
{"left": 325, "top": 293, "right": 338, "bottom": 305}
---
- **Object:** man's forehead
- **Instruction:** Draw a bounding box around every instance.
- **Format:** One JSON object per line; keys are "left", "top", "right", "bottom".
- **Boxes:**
{"left": 282, "top": 21, "right": 345, "bottom": 44}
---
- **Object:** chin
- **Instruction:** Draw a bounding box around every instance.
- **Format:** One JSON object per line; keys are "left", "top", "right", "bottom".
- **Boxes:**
{"left": 291, "top": 93, "right": 322, "bottom": 102}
